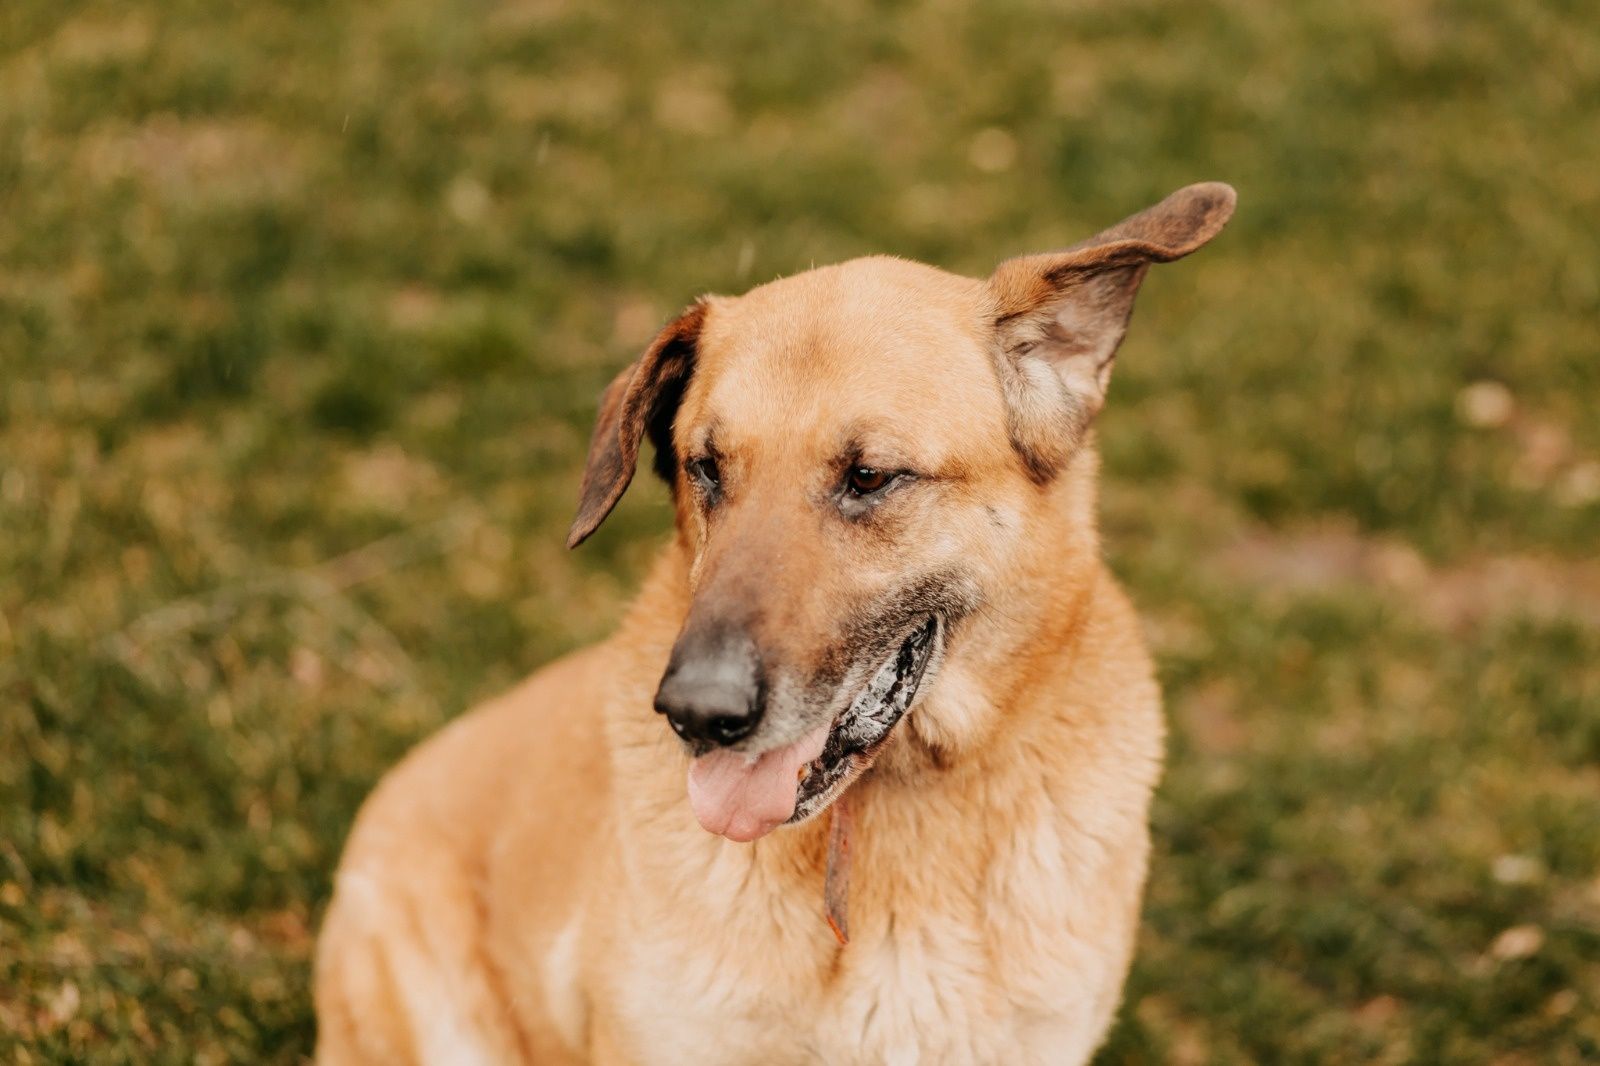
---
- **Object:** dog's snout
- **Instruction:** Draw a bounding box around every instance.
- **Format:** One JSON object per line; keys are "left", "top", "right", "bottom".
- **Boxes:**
{"left": 653, "top": 625, "right": 765, "bottom": 748}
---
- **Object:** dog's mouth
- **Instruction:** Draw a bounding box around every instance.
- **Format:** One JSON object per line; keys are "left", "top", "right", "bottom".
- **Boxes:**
{"left": 685, "top": 615, "right": 942, "bottom": 842}
{"left": 788, "top": 615, "right": 940, "bottom": 825}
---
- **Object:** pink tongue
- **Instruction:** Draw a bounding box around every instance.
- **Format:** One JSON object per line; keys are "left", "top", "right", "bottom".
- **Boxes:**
{"left": 687, "top": 723, "right": 831, "bottom": 842}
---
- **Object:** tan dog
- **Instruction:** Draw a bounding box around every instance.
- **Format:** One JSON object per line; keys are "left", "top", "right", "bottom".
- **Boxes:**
{"left": 314, "top": 183, "right": 1236, "bottom": 1065}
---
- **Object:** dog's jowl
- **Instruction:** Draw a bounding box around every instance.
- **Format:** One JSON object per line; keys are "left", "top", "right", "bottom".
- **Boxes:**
{"left": 315, "top": 183, "right": 1237, "bottom": 1065}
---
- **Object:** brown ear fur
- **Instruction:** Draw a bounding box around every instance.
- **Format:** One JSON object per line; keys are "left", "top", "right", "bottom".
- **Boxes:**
{"left": 989, "top": 182, "right": 1236, "bottom": 480}
{"left": 567, "top": 301, "right": 707, "bottom": 548}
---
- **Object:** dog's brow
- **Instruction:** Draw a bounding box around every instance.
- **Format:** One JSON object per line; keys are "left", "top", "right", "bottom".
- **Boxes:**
{"left": 688, "top": 421, "right": 722, "bottom": 459}
{"left": 836, "top": 429, "right": 921, "bottom": 472}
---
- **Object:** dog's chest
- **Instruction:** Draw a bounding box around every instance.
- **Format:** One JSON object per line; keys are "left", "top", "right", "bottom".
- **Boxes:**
{"left": 613, "top": 909, "right": 1108, "bottom": 1066}
{"left": 808, "top": 918, "right": 1104, "bottom": 1065}
{"left": 610, "top": 821, "right": 1128, "bottom": 1066}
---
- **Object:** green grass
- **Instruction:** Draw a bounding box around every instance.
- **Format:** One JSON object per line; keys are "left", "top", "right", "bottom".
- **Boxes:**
{"left": 2, "top": 0, "right": 1598, "bottom": 1061}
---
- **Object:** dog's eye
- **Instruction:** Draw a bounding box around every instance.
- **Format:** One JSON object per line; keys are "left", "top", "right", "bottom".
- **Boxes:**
{"left": 845, "top": 466, "right": 894, "bottom": 496}
{"left": 686, "top": 456, "right": 720, "bottom": 493}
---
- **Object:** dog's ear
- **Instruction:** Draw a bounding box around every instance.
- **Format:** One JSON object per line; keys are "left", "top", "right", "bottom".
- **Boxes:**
{"left": 988, "top": 182, "right": 1236, "bottom": 480}
{"left": 567, "top": 300, "right": 708, "bottom": 548}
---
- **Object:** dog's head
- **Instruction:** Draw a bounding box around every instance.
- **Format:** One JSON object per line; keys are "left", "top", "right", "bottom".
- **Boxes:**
{"left": 569, "top": 183, "right": 1234, "bottom": 841}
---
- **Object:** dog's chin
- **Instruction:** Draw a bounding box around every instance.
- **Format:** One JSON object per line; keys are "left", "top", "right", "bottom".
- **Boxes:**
{"left": 785, "top": 614, "right": 943, "bottom": 826}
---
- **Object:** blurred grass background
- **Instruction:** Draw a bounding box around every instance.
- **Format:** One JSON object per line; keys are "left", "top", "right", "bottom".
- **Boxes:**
{"left": 2, "top": 0, "right": 1598, "bottom": 1062}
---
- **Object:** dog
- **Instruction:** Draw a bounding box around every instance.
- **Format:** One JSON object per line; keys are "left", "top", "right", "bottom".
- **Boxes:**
{"left": 313, "top": 182, "right": 1236, "bottom": 1065}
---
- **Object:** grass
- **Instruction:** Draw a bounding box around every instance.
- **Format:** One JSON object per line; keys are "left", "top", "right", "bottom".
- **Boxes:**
{"left": 2, "top": 0, "right": 1597, "bottom": 1061}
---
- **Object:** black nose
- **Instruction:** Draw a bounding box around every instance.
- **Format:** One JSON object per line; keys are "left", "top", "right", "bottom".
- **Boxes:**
{"left": 653, "top": 625, "right": 764, "bottom": 748}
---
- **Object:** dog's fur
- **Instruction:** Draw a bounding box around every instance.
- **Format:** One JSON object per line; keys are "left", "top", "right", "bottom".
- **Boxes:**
{"left": 314, "top": 183, "right": 1236, "bottom": 1065}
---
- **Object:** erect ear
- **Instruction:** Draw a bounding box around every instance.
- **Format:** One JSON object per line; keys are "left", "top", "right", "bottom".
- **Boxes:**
{"left": 567, "top": 300, "right": 708, "bottom": 548}
{"left": 988, "top": 182, "right": 1236, "bottom": 480}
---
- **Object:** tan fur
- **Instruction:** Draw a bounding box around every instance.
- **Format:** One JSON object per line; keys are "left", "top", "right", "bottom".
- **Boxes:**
{"left": 315, "top": 184, "right": 1235, "bottom": 1065}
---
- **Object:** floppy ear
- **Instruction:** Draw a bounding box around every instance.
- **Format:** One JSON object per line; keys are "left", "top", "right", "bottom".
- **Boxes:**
{"left": 567, "top": 300, "right": 708, "bottom": 548}
{"left": 988, "top": 182, "right": 1236, "bottom": 480}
